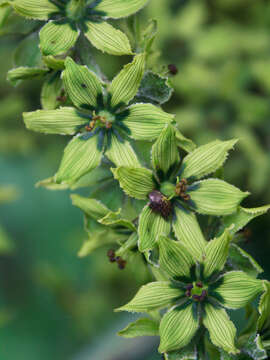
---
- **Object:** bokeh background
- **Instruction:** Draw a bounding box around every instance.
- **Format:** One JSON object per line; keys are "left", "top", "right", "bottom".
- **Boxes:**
{"left": 0, "top": 0, "right": 270, "bottom": 359}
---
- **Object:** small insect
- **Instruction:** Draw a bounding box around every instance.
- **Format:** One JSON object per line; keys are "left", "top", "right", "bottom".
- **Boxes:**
{"left": 168, "top": 64, "right": 178, "bottom": 75}
{"left": 81, "top": 83, "right": 87, "bottom": 88}
{"left": 148, "top": 190, "right": 172, "bottom": 219}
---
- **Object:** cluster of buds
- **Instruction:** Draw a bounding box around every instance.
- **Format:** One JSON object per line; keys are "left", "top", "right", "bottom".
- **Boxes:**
{"left": 107, "top": 249, "right": 127, "bottom": 270}
{"left": 148, "top": 190, "right": 172, "bottom": 219}
{"left": 85, "top": 111, "right": 113, "bottom": 132}
{"left": 175, "top": 179, "right": 190, "bottom": 201}
{"left": 185, "top": 282, "right": 207, "bottom": 302}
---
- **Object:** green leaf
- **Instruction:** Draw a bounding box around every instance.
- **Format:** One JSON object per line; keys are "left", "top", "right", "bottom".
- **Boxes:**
{"left": 118, "top": 318, "right": 159, "bottom": 338}
{"left": 85, "top": 20, "right": 132, "bottom": 56}
{"left": 172, "top": 206, "right": 206, "bottom": 260}
{"left": 116, "top": 282, "right": 183, "bottom": 313}
{"left": 110, "top": 54, "right": 145, "bottom": 107}
{"left": 181, "top": 140, "right": 237, "bottom": 180}
{"left": 215, "top": 271, "right": 263, "bottom": 309}
{"left": 0, "top": 3, "right": 12, "bottom": 29}
{"left": 223, "top": 205, "right": 270, "bottom": 235}
{"left": 23, "top": 107, "right": 87, "bottom": 135}
{"left": 40, "top": 20, "right": 79, "bottom": 56}
{"left": 258, "top": 280, "right": 270, "bottom": 332}
{"left": 242, "top": 333, "right": 267, "bottom": 360}
{"left": 203, "top": 304, "right": 238, "bottom": 354}
{"left": 41, "top": 72, "right": 63, "bottom": 110}
{"left": 138, "top": 206, "right": 170, "bottom": 252}
{"left": 71, "top": 194, "right": 109, "bottom": 220}
{"left": 12, "top": 0, "right": 59, "bottom": 20}
{"left": 158, "top": 236, "right": 194, "bottom": 279}
{"left": 188, "top": 179, "right": 249, "bottom": 216}
{"left": 43, "top": 55, "right": 65, "bottom": 71}
{"left": 122, "top": 103, "right": 175, "bottom": 141}
{"left": 135, "top": 71, "right": 173, "bottom": 105}
{"left": 99, "top": 209, "right": 136, "bottom": 231}
{"left": 112, "top": 166, "right": 155, "bottom": 200}
{"left": 159, "top": 303, "right": 199, "bottom": 353}
{"left": 35, "top": 176, "right": 70, "bottom": 190}
{"left": 7, "top": 67, "right": 48, "bottom": 86}
{"left": 94, "top": 0, "right": 149, "bottom": 18}
{"left": 14, "top": 32, "right": 42, "bottom": 68}
{"left": 55, "top": 133, "right": 102, "bottom": 184}
{"left": 175, "top": 128, "right": 197, "bottom": 153}
{"left": 228, "top": 243, "right": 263, "bottom": 278}
{"left": 62, "top": 57, "right": 103, "bottom": 110}
{"left": 105, "top": 132, "right": 140, "bottom": 168}
{"left": 152, "top": 124, "right": 179, "bottom": 176}
{"left": 203, "top": 230, "right": 232, "bottom": 278}
{"left": 164, "top": 343, "right": 197, "bottom": 360}
{"left": 116, "top": 232, "right": 138, "bottom": 257}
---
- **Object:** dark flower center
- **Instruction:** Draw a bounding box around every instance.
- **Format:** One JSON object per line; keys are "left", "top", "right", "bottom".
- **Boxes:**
{"left": 185, "top": 282, "right": 208, "bottom": 302}
{"left": 175, "top": 179, "right": 190, "bottom": 201}
{"left": 148, "top": 190, "right": 172, "bottom": 219}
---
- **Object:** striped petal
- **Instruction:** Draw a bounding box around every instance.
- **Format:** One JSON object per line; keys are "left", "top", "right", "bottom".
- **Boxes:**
{"left": 71, "top": 194, "right": 109, "bottom": 220}
{"left": 23, "top": 107, "right": 88, "bottom": 135}
{"left": 7, "top": 67, "right": 48, "bottom": 86}
{"left": 94, "top": 0, "right": 149, "bottom": 19}
{"left": 187, "top": 179, "right": 249, "bottom": 216}
{"left": 12, "top": 0, "right": 59, "bottom": 20}
{"left": 121, "top": 103, "right": 175, "bottom": 141}
{"left": 85, "top": 20, "right": 132, "bottom": 56}
{"left": 118, "top": 318, "right": 159, "bottom": 338}
{"left": 258, "top": 280, "right": 270, "bottom": 332}
{"left": 214, "top": 271, "right": 263, "bottom": 309}
{"left": 41, "top": 72, "right": 63, "bottom": 110}
{"left": 159, "top": 303, "right": 199, "bottom": 353}
{"left": 116, "top": 281, "right": 183, "bottom": 313}
{"left": 203, "top": 304, "right": 238, "bottom": 354}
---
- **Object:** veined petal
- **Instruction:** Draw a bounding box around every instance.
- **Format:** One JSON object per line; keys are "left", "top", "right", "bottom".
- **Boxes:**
{"left": 214, "top": 271, "right": 263, "bottom": 309}
{"left": 23, "top": 107, "right": 87, "bottom": 135}
{"left": 62, "top": 57, "right": 103, "bottom": 109}
{"left": 203, "top": 304, "right": 238, "bottom": 354}
{"left": 159, "top": 303, "right": 199, "bottom": 353}
{"left": 152, "top": 124, "right": 180, "bottom": 177}
{"left": 40, "top": 20, "right": 79, "bottom": 56}
{"left": 203, "top": 230, "right": 232, "bottom": 279}
{"left": 71, "top": 194, "right": 109, "bottom": 220}
{"left": 85, "top": 20, "right": 132, "bottom": 56}
{"left": 105, "top": 132, "right": 140, "bottom": 168}
{"left": 55, "top": 133, "right": 102, "bottom": 184}
{"left": 94, "top": 0, "right": 149, "bottom": 19}
{"left": 181, "top": 139, "right": 238, "bottom": 180}
{"left": 138, "top": 206, "right": 170, "bottom": 252}
{"left": 118, "top": 318, "right": 159, "bottom": 338}
{"left": 41, "top": 72, "right": 63, "bottom": 110}
{"left": 188, "top": 179, "right": 249, "bottom": 216}
{"left": 112, "top": 166, "right": 155, "bottom": 200}
{"left": 7, "top": 67, "right": 49, "bottom": 86}
{"left": 122, "top": 103, "right": 175, "bottom": 141}
{"left": 12, "top": 0, "right": 59, "bottom": 20}
{"left": 172, "top": 206, "right": 206, "bottom": 260}
{"left": 109, "top": 54, "right": 145, "bottom": 107}
{"left": 158, "top": 236, "right": 194, "bottom": 279}
{"left": 116, "top": 281, "right": 183, "bottom": 313}
{"left": 258, "top": 280, "right": 270, "bottom": 332}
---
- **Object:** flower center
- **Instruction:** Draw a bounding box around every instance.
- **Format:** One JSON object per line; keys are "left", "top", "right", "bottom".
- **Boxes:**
{"left": 148, "top": 190, "right": 172, "bottom": 219}
{"left": 185, "top": 282, "right": 208, "bottom": 302}
{"left": 66, "top": 0, "right": 86, "bottom": 21}
{"left": 175, "top": 179, "right": 190, "bottom": 201}
{"left": 85, "top": 110, "right": 115, "bottom": 132}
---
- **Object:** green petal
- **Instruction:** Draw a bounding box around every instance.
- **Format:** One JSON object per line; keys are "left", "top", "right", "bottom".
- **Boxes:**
{"left": 12, "top": 0, "right": 59, "bottom": 20}
{"left": 122, "top": 103, "right": 175, "bottom": 141}
{"left": 118, "top": 318, "right": 159, "bottom": 338}
{"left": 158, "top": 236, "right": 194, "bottom": 279}
{"left": 188, "top": 179, "right": 249, "bottom": 216}
{"left": 110, "top": 54, "right": 145, "bottom": 107}
{"left": 181, "top": 139, "right": 237, "bottom": 180}
{"left": 43, "top": 55, "right": 65, "bottom": 71}
{"left": 7, "top": 66, "right": 48, "bottom": 86}
{"left": 159, "top": 303, "right": 199, "bottom": 353}
{"left": 116, "top": 281, "right": 183, "bottom": 313}
{"left": 105, "top": 132, "right": 140, "bottom": 168}
{"left": 175, "top": 128, "right": 197, "bottom": 153}
{"left": 85, "top": 20, "right": 132, "bottom": 56}
{"left": 203, "top": 304, "right": 238, "bottom": 354}
{"left": 172, "top": 206, "right": 206, "bottom": 260}
{"left": 55, "top": 133, "right": 102, "bottom": 184}
{"left": 40, "top": 20, "right": 79, "bottom": 56}
{"left": 99, "top": 209, "right": 136, "bottom": 231}
{"left": 0, "top": 3, "right": 12, "bottom": 29}
{"left": 241, "top": 333, "right": 267, "bottom": 360}
{"left": 62, "top": 57, "right": 103, "bottom": 110}
{"left": 258, "top": 280, "right": 270, "bottom": 332}
{"left": 41, "top": 72, "right": 63, "bottom": 110}
{"left": 215, "top": 271, "right": 263, "bottom": 309}
{"left": 94, "top": 0, "right": 149, "bottom": 19}
{"left": 71, "top": 194, "right": 109, "bottom": 220}
{"left": 152, "top": 124, "right": 180, "bottom": 176}
{"left": 138, "top": 206, "right": 170, "bottom": 252}
{"left": 23, "top": 107, "right": 88, "bottom": 135}
{"left": 203, "top": 230, "right": 232, "bottom": 279}
{"left": 228, "top": 244, "right": 263, "bottom": 278}
{"left": 223, "top": 205, "right": 270, "bottom": 235}
{"left": 112, "top": 166, "right": 155, "bottom": 200}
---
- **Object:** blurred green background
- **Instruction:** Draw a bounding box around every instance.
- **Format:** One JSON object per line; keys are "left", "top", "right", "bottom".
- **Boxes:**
{"left": 0, "top": 0, "right": 270, "bottom": 359}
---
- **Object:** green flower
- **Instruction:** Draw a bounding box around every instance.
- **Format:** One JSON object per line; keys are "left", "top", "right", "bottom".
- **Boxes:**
{"left": 112, "top": 125, "right": 249, "bottom": 254}
{"left": 117, "top": 234, "right": 263, "bottom": 355}
{"left": 24, "top": 55, "right": 174, "bottom": 185}
{"left": 12, "top": 0, "right": 149, "bottom": 56}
